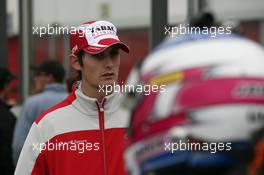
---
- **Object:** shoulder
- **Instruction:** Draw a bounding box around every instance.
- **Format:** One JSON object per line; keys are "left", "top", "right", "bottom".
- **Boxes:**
{"left": 34, "top": 91, "right": 76, "bottom": 125}
{"left": 23, "top": 94, "right": 43, "bottom": 107}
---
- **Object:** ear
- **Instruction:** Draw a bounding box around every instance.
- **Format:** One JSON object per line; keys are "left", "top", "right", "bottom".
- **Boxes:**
{"left": 70, "top": 55, "right": 82, "bottom": 71}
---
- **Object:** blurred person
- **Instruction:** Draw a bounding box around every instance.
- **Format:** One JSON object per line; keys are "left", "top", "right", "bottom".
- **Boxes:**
{"left": 15, "top": 20, "right": 130, "bottom": 175}
{"left": 10, "top": 105, "right": 22, "bottom": 119}
{"left": 12, "top": 60, "right": 68, "bottom": 164}
{"left": 0, "top": 68, "right": 16, "bottom": 175}
{"left": 124, "top": 13, "right": 264, "bottom": 175}
{"left": 31, "top": 69, "right": 47, "bottom": 94}
{"left": 10, "top": 65, "right": 52, "bottom": 120}
{"left": 9, "top": 66, "right": 49, "bottom": 120}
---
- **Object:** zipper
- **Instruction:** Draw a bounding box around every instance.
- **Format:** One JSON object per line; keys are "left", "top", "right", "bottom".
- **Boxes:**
{"left": 96, "top": 99, "right": 107, "bottom": 175}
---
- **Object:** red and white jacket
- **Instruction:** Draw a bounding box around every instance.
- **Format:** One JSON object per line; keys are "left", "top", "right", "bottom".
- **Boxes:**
{"left": 14, "top": 85, "right": 130, "bottom": 175}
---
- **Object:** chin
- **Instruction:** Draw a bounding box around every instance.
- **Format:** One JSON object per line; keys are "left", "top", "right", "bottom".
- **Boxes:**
{"left": 100, "top": 79, "right": 117, "bottom": 86}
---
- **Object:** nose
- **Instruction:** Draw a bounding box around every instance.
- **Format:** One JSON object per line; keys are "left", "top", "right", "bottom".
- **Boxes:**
{"left": 104, "top": 56, "right": 114, "bottom": 69}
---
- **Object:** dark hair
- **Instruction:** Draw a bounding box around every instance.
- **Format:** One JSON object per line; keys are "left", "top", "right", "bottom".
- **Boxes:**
{"left": 0, "top": 68, "right": 15, "bottom": 91}
{"left": 76, "top": 50, "right": 85, "bottom": 80}
{"left": 36, "top": 60, "right": 65, "bottom": 83}
{"left": 190, "top": 12, "right": 217, "bottom": 28}
{"left": 65, "top": 76, "right": 77, "bottom": 93}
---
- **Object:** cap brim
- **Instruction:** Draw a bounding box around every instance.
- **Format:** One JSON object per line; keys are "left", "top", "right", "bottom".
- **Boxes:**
{"left": 83, "top": 39, "right": 130, "bottom": 54}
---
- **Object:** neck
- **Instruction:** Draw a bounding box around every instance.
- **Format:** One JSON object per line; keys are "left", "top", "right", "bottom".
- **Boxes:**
{"left": 81, "top": 82, "right": 113, "bottom": 103}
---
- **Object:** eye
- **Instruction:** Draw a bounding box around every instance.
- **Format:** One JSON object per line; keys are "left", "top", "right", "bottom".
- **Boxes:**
{"left": 110, "top": 48, "right": 119, "bottom": 57}
{"left": 91, "top": 53, "right": 105, "bottom": 59}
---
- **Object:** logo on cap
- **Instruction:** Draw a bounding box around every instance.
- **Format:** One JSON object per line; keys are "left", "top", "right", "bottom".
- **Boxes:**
{"left": 70, "top": 20, "right": 129, "bottom": 55}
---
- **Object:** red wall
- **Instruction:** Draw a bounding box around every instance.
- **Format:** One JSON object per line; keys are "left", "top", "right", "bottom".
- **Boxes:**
{"left": 7, "top": 36, "right": 19, "bottom": 102}
{"left": 118, "top": 29, "right": 149, "bottom": 83}
{"left": 240, "top": 21, "right": 260, "bottom": 43}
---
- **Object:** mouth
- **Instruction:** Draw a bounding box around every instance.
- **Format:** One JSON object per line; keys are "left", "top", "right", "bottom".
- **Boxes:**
{"left": 101, "top": 72, "right": 115, "bottom": 78}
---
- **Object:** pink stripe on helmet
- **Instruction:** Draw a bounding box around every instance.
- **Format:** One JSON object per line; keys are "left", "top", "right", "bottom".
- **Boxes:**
{"left": 176, "top": 77, "right": 264, "bottom": 112}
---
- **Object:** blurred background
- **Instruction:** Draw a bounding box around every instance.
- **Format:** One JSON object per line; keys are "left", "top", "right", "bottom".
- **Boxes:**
{"left": 1, "top": 0, "right": 264, "bottom": 174}
{"left": 2, "top": 0, "right": 264, "bottom": 104}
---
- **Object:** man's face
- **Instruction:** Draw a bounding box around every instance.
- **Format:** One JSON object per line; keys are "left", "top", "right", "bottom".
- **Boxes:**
{"left": 81, "top": 46, "right": 120, "bottom": 89}
{"left": 32, "top": 73, "right": 46, "bottom": 93}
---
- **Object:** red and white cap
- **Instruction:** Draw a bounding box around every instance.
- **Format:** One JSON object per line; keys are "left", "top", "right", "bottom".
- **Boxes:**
{"left": 70, "top": 20, "right": 129, "bottom": 55}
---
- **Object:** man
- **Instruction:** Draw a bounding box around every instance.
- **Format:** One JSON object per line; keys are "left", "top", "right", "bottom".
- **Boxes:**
{"left": 0, "top": 68, "right": 16, "bottom": 175}
{"left": 12, "top": 60, "right": 68, "bottom": 164}
{"left": 15, "top": 20, "right": 130, "bottom": 175}
{"left": 31, "top": 69, "right": 47, "bottom": 94}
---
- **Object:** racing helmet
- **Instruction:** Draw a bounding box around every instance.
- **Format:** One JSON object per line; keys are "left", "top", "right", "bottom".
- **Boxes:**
{"left": 123, "top": 32, "right": 264, "bottom": 175}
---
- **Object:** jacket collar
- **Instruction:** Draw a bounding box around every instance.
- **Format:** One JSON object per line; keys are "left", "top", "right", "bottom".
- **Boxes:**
{"left": 72, "top": 82, "right": 123, "bottom": 116}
